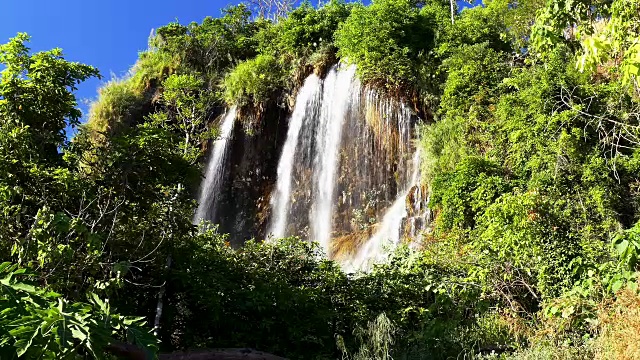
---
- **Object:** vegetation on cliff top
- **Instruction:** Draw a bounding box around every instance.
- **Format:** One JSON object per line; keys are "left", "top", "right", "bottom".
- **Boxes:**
{"left": 2, "top": 0, "right": 640, "bottom": 358}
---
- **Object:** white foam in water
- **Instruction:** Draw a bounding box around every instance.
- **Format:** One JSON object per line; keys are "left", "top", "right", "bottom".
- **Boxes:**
{"left": 348, "top": 148, "right": 422, "bottom": 271}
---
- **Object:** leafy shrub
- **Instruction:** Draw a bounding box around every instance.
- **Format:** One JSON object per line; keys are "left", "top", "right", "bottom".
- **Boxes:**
{"left": 0, "top": 262, "right": 157, "bottom": 359}
{"left": 163, "top": 234, "right": 504, "bottom": 359}
{"left": 420, "top": 43, "right": 510, "bottom": 183}
{"left": 420, "top": 114, "right": 468, "bottom": 182}
{"left": 256, "top": 0, "right": 352, "bottom": 59}
{"left": 335, "top": 0, "right": 438, "bottom": 87}
{"left": 430, "top": 157, "right": 511, "bottom": 231}
{"left": 440, "top": 43, "right": 509, "bottom": 115}
{"left": 223, "top": 54, "right": 285, "bottom": 106}
{"left": 436, "top": 0, "right": 512, "bottom": 56}
{"left": 87, "top": 80, "right": 144, "bottom": 138}
{"left": 153, "top": 5, "right": 260, "bottom": 75}
{"left": 338, "top": 313, "right": 395, "bottom": 360}
{"left": 129, "top": 50, "right": 179, "bottom": 92}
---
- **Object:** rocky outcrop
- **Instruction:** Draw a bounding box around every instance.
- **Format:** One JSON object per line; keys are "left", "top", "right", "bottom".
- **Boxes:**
{"left": 213, "top": 103, "right": 290, "bottom": 245}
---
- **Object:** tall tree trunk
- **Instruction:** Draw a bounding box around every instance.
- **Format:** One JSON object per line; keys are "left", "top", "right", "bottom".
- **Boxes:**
{"left": 154, "top": 152, "right": 187, "bottom": 336}
{"left": 450, "top": 0, "right": 455, "bottom": 24}
{"left": 154, "top": 255, "right": 172, "bottom": 336}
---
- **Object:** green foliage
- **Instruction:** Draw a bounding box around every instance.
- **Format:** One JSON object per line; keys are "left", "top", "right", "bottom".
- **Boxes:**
{"left": 440, "top": 43, "right": 509, "bottom": 118}
{"left": 422, "top": 40, "right": 635, "bottom": 306}
{"left": 574, "top": 0, "right": 640, "bottom": 88}
{"left": 0, "top": 34, "right": 101, "bottom": 276}
{"left": 129, "top": 49, "right": 179, "bottom": 93}
{"left": 431, "top": 157, "right": 511, "bottom": 230}
{"left": 0, "top": 35, "right": 197, "bottom": 360}
{"left": 475, "top": 189, "right": 588, "bottom": 297}
{"left": 162, "top": 234, "right": 503, "bottom": 359}
{"left": 528, "top": 0, "right": 640, "bottom": 92}
{"left": 489, "top": 0, "right": 545, "bottom": 50}
{"left": 335, "top": 0, "right": 440, "bottom": 87}
{"left": 530, "top": 0, "right": 608, "bottom": 56}
{"left": 256, "top": 0, "right": 352, "bottom": 60}
{"left": 5, "top": 0, "right": 640, "bottom": 357}
{"left": 151, "top": 73, "right": 216, "bottom": 161}
{"left": 0, "top": 262, "right": 157, "bottom": 359}
{"left": 436, "top": 0, "right": 512, "bottom": 56}
{"left": 223, "top": 54, "right": 285, "bottom": 106}
{"left": 613, "top": 222, "right": 640, "bottom": 273}
{"left": 88, "top": 4, "right": 261, "bottom": 139}
{"left": 87, "top": 79, "right": 144, "bottom": 138}
{"left": 153, "top": 4, "right": 260, "bottom": 76}
{"left": 338, "top": 313, "right": 395, "bottom": 360}
{"left": 0, "top": 33, "right": 99, "bottom": 155}
{"left": 421, "top": 43, "right": 509, "bottom": 182}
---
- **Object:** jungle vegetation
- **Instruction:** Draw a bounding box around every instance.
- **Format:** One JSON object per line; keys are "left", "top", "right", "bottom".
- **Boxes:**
{"left": 2, "top": 0, "right": 640, "bottom": 358}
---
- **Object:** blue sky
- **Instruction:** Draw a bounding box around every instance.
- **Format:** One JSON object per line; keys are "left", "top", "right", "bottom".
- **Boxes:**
{"left": 1, "top": 0, "right": 479, "bottom": 134}
{"left": 0, "top": 0, "right": 237, "bottom": 133}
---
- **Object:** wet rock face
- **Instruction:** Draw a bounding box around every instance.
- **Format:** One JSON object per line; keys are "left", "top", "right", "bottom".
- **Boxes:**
{"left": 213, "top": 103, "right": 290, "bottom": 246}
{"left": 331, "top": 90, "right": 415, "bottom": 245}
{"left": 196, "top": 64, "right": 432, "bottom": 266}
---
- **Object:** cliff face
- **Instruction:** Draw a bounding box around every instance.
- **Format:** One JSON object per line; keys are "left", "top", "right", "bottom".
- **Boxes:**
{"left": 208, "top": 104, "right": 290, "bottom": 245}
{"left": 197, "top": 64, "right": 431, "bottom": 266}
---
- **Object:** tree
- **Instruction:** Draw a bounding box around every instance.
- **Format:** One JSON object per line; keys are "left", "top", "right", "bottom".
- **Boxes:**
{"left": 335, "top": 0, "right": 438, "bottom": 87}
{"left": 574, "top": 0, "right": 640, "bottom": 90}
{"left": 152, "top": 73, "right": 216, "bottom": 161}
{"left": 0, "top": 33, "right": 99, "bottom": 270}
{"left": 246, "top": 0, "right": 296, "bottom": 20}
{"left": 0, "top": 33, "right": 100, "bottom": 160}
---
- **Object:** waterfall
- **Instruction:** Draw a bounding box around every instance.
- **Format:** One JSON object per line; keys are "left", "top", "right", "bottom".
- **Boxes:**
{"left": 311, "top": 65, "right": 359, "bottom": 252}
{"left": 349, "top": 148, "right": 422, "bottom": 270}
{"left": 268, "top": 74, "right": 322, "bottom": 238}
{"left": 193, "top": 106, "right": 236, "bottom": 224}
{"left": 267, "top": 63, "right": 428, "bottom": 266}
{"left": 267, "top": 65, "right": 359, "bottom": 250}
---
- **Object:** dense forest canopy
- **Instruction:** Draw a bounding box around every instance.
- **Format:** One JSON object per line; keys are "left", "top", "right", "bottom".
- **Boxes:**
{"left": 2, "top": 0, "right": 640, "bottom": 358}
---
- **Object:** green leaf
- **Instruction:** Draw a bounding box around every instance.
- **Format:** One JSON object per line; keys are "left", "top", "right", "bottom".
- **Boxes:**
{"left": 611, "top": 279, "right": 624, "bottom": 293}
{"left": 614, "top": 238, "right": 629, "bottom": 255}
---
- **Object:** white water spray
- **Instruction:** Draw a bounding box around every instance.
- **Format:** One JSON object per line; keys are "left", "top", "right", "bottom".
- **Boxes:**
{"left": 310, "top": 65, "right": 359, "bottom": 253}
{"left": 268, "top": 75, "right": 322, "bottom": 238}
{"left": 266, "top": 64, "right": 427, "bottom": 265}
{"left": 349, "top": 147, "right": 422, "bottom": 270}
{"left": 193, "top": 106, "right": 236, "bottom": 224}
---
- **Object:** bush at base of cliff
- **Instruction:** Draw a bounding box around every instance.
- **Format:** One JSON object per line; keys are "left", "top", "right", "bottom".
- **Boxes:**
{"left": 0, "top": 262, "right": 157, "bottom": 359}
{"left": 594, "top": 287, "right": 640, "bottom": 359}
{"left": 162, "top": 232, "right": 523, "bottom": 359}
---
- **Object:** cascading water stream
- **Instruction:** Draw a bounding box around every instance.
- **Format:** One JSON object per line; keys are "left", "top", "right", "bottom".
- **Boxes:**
{"left": 348, "top": 147, "right": 422, "bottom": 271}
{"left": 193, "top": 106, "right": 236, "bottom": 224}
{"left": 311, "top": 65, "right": 358, "bottom": 253}
{"left": 267, "top": 65, "right": 361, "bottom": 254}
{"left": 268, "top": 74, "right": 322, "bottom": 238}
